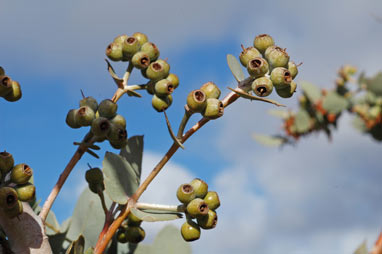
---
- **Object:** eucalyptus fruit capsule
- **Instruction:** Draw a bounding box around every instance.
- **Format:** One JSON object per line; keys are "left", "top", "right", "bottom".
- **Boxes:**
{"left": 106, "top": 42, "right": 123, "bottom": 62}
{"left": 117, "top": 228, "right": 129, "bottom": 243}
{"left": 85, "top": 168, "right": 103, "bottom": 184}
{"left": 98, "top": 99, "right": 118, "bottom": 119}
{"left": 186, "top": 198, "right": 209, "bottom": 218}
{"left": 247, "top": 57, "right": 269, "bottom": 78}
{"left": 127, "top": 212, "right": 143, "bottom": 227}
{"left": 275, "top": 81, "right": 297, "bottom": 98}
{"left": 270, "top": 67, "right": 292, "bottom": 89}
{"left": 113, "top": 34, "right": 128, "bottom": 45}
{"left": 125, "top": 226, "right": 146, "bottom": 244}
{"left": 4, "top": 80, "right": 22, "bottom": 102}
{"left": 190, "top": 178, "right": 208, "bottom": 199}
{"left": 11, "top": 163, "right": 33, "bottom": 185}
{"left": 109, "top": 139, "right": 127, "bottom": 149}
{"left": 140, "top": 42, "right": 160, "bottom": 61}
{"left": 253, "top": 34, "right": 275, "bottom": 53}
{"left": 181, "top": 220, "right": 201, "bottom": 242}
{"left": 154, "top": 79, "right": 174, "bottom": 97}
{"left": 122, "top": 36, "right": 141, "bottom": 60}
{"left": 239, "top": 46, "right": 261, "bottom": 67}
{"left": 0, "top": 151, "right": 14, "bottom": 175}
{"left": 265, "top": 46, "right": 289, "bottom": 68}
{"left": 5, "top": 200, "right": 23, "bottom": 219}
{"left": 131, "top": 51, "right": 151, "bottom": 69}
{"left": 80, "top": 96, "right": 98, "bottom": 112}
{"left": 251, "top": 77, "right": 274, "bottom": 97}
{"left": 146, "top": 81, "right": 155, "bottom": 95}
{"left": 107, "top": 123, "right": 128, "bottom": 143}
{"left": 0, "top": 187, "right": 18, "bottom": 210}
{"left": 202, "top": 98, "right": 224, "bottom": 120}
{"left": 197, "top": 210, "right": 218, "bottom": 230}
{"left": 145, "top": 60, "right": 170, "bottom": 81}
{"left": 132, "top": 32, "right": 149, "bottom": 46}
{"left": 288, "top": 61, "right": 298, "bottom": 79}
{"left": 15, "top": 183, "right": 36, "bottom": 202}
{"left": 75, "top": 106, "right": 95, "bottom": 127}
{"left": 200, "top": 82, "right": 221, "bottom": 99}
{"left": 166, "top": 73, "right": 179, "bottom": 89}
{"left": 186, "top": 90, "right": 207, "bottom": 113}
{"left": 152, "top": 94, "right": 172, "bottom": 112}
{"left": 88, "top": 182, "right": 105, "bottom": 194}
{"left": 176, "top": 184, "right": 196, "bottom": 204}
{"left": 91, "top": 117, "right": 111, "bottom": 138}
{"left": 110, "top": 114, "right": 126, "bottom": 129}
{"left": 66, "top": 109, "right": 81, "bottom": 129}
{"left": 0, "top": 75, "right": 12, "bottom": 97}
{"left": 204, "top": 191, "right": 220, "bottom": 210}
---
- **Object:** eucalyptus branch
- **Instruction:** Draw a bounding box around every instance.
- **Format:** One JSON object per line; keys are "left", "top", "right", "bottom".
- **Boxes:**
{"left": 176, "top": 107, "right": 192, "bottom": 139}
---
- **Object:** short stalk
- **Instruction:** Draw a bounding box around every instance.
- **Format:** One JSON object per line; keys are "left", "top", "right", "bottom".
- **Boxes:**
{"left": 177, "top": 108, "right": 193, "bottom": 139}
{"left": 136, "top": 202, "right": 186, "bottom": 213}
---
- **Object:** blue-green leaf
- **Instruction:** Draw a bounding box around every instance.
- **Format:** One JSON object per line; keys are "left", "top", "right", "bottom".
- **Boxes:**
{"left": 353, "top": 240, "right": 368, "bottom": 254}
{"left": 300, "top": 81, "right": 321, "bottom": 103}
{"left": 227, "top": 54, "right": 245, "bottom": 82}
{"left": 295, "top": 110, "right": 311, "bottom": 133}
{"left": 322, "top": 91, "right": 349, "bottom": 114}
{"left": 130, "top": 208, "right": 183, "bottom": 222}
{"left": 119, "top": 135, "right": 144, "bottom": 184}
{"left": 228, "top": 87, "right": 285, "bottom": 107}
{"left": 252, "top": 134, "right": 286, "bottom": 147}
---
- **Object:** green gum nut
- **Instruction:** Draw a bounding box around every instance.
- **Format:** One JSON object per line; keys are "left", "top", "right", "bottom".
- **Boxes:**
{"left": 288, "top": 61, "right": 298, "bottom": 79}
{"left": 122, "top": 36, "right": 141, "bottom": 61}
{"left": 91, "top": 117, "right": 111, "bottom": 137}
{"left": 140, "top": 42, "right": 160, "bottom": 61}
{"left": 275, "top": 81, "right": 297, "bottom": 98}
{"left": 253, "top": 34, "right": 275, "bottom": 53}
{"left": 204, "top": 191, "right": 220, "bottom": 210}
{"left": 110, "top": 114, "right": 126, "bottom": 129}
{"left": 202, "top": 98, "right": 224, "bottom": 120}
{"left": 11, "top": 163, "right": 33, "bottom": 185}
{"left": 265, "top": 46, "right": 289, "bottom": 68}
{"left": 181, "top": 220, "right": 201, "bottom": 242}
{"left": 177, "top": 183, "right": 196, "bottom": 204}
{"left": 0, "top": 151, "right": 14, "bottom": 175}
{"left": 190, "top": 178, "right": 208, "bottom": 199}
{"left": 109, "top": 139, "right": 127, "bottom": 150}
{"left": 186, "top": 198, "right": 209, "bottom": 218}
{"left": 117, "top": 228, "right": 128, "bottom": 243}
{"left": 75, "top": 106, "right": 95, "bottom": 127}
{"left": 113, "top": 34, "right": 128, "bottom": 45}
{"left": 106, "top": 42, "right": 123, "bottom": 62}
{"left": 186, "top": 90, "right": 207, "bottom": 113}
{"left": 0, "top": 187, "right": 18, "bottom": 210}
{"left": 270, "top": 67, "right": 292, "bottom": 89}
{"left": 107, "top": 123, "right": 128, "bottom": 143}
{"left": 80, "top": 96, "right": 98, "bottom": 112}
{"left": 125, "top": 226, "right": 145, "bottom": 244}
{"left": 5, "top": 200, "right": 23, "bottom": 219}
{"left": 132, "top": 32, "right": 149, "bottom": 46}
{"left": 66, "top": 109, "right": 81, "bottom": 129}
{"left": 166, "top": 73, "right": 179, "bottom": 89}
{"left": 85, "top": 168, "right": 103, "bottom": 184}
{"left": 131, "top": 51, "right": 151, "bottom": 69}
{"left": 146, "top": 81, "right": 155, "bottom": 95}
{"left": 154, "top": 79, "right": 174, "bottom": 97}
{"left": 200, "top": 82, "right": 221, "bottom": 99}
{"left": 0, "top": 75, "right": 12, "bottom": 97}
{"left": 247, "top": 57, "right": 269, "bottom": 78}
{"left": 239, "top": 46, "right": 261, "bottom": 67}
{"left": 98, "top": 99, "right": 118, "bottom": 119}
{"left": 251, "top": 77, "right": 274, "bottom": 97}
{"left": 145, "top": 60, "right": 170, "bottom": 81}
{"left": 4, "top": 80, "right": 22, "bottom": 102}
{"left": 152, "top": 94, "right": 172, "bottom": 112}
{"left": 88, "top": 182, "right": 105, "bottom": 194}
{"left": 15, "top": 183, "right": 36, "bottom": 202}
{"left": 197, "top": 210, "right": 218, "bottom": 230}
{"left": 127, "top": 212, "right": 143, "bottom": 227}
{"left": 264, "top": 45, "right": 277, "bottom": 60}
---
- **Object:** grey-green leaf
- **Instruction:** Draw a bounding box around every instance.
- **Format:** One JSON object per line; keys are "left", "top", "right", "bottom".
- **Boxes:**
{"left": 352, "top": 116, "right": 367, "bottom": 132}
{"left": 322, "top": 91, "right": 349, "bottom": 114}
{"left": 228, "top": 87, "right": 285, "bottom": 107}
{"left": 45, "top": 210, "right": 61, "bottom": 235}
{"left": 103, "top": 152, "right": 139, "bottom": 204}
{"left": 295, "top": 110, "right": 311, "bottom": 133}
{"left": 353, "top": 240, "right": 368, "bottom": 254}
{"left": 300, "top": 81, "right": 321, "bottom": 103}
{"left": 131, "top": 208, "right": 183, "bottom": 222}
{"left": 365, "top": 71, "right": 382, "bottom": 96}
{"left": 252, "top": 134, "right": 286, "bottom": 147}
{"left": 151, "top": 225, "right": 192, "bottom": 254}
{"left": 268, "top": 109, "right": 290, "bottom": 119}
{"left": 227, "top": 54, "right": 245, "bottom": 82}
{"left": 120, "top": 135, "right": 144, "bottom": 183}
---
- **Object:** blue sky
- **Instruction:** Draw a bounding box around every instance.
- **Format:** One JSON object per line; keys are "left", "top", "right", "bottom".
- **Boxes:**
{"left": 1, "top": 1, "right": 382, "bottom": 253}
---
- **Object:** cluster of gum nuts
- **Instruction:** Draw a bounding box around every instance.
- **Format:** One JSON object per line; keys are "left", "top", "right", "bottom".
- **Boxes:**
{"left": 65, "top": 97, "right": 128, "bottom": 149}
{"left": 240, "top": 34, "right": 299, "bottom": 98}
{"left": 177, "top": 178, "right": 220, "bottom": 242}
{"left": 0, "top": 68, "right": 22, "bottom": 102}
{"left": 106, "top": 32, "right": 180, "bottom": 113}
{"left": 0, "top": 151, "right": 35, "bottom": 218}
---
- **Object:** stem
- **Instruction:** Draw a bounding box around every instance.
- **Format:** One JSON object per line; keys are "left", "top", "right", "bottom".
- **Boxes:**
{"left": 97, "top": 190, "right": 108, "bottom": 216}
{"left": 136, "top": 202, "right": 185, "bottom": 213}
{"left": 122, "top": 62, "right": 134, "bottom": 85}
{"left": 126, "top": 84, "right": 147, "bottom": 91}
{"left": 176, "top": 108, "right": 192, "bottom": 139}
{"left": 94, "top": 87, "right": 242, "bottom": 253}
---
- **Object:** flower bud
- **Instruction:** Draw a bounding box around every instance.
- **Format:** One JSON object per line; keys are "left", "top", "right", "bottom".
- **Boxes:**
{"left": 204, "top": 191, "right": 220, "bottom": 210}
{"left": 4, "top": 80, "right": 22, "bottom": 102}
{"left": 110, "top": 114, "right": 126, "bottom": 129}
{"left": 66, "top": 109, "right": 81, "bottom": 129}
{"left": 288, "top": 61, "right": 298, "bottom": 79}
{"left": 265, "top": 46, "right": 289, "bottom": 68}
{"left": 85, "top": 168, "right": 103, "bottom": 185}
{"left": 80, "top": 96, "right": 98, "bottom": 112}
{"left": 125, "top": 226, "right": 145, "bottom": 244}
{"left": 75, "top": 106, "right": 95, "bottom": 127}
{"left": 98, "top": 99, "right": 118, "bottom": 119}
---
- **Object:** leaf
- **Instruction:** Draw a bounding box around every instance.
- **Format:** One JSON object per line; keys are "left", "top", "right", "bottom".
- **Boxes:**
{"left": 130, "top": 208, "right": 183, "bottom": 222}
{"left": 163, "top": 111, "right": 184, "bottom": 149}
{"left": 268, "top": 109, "right": 290, "bottom": 119}
{"left": 0, "top": 67, "right": 4, "bottom": 75}
{"left": 300, "top": 81, "right": 321, "bottom": 103}
{"left": 295, "top": 110, "right": 311, "bottom": 133}
{"left": 66, "top": 188, "right": 112, "bottom": 250}
{"left": 227, "top": 54, "right": 245, "bottom": 82}
{"left": 365, "top": 71, "right": 382, "bottom": 96}
{"left": 252, "top": 134, "right": 286, "bottom": 147}
{"left": 86, "top": 148, "right": 99, "bottom": 159}
{"left": 48, "top": 232, "right": 69, "bottom": 254}
{"left": 66, "top": 235, "right": 85, "bottom": 254}
{"left": 353, "top": 240, "right": 368, "bottom": 254}
{"left": 322, "top": 91, "right": 349, "bottom": 114}
{"left": 105, "top": 59, "right": 124, "bottom": 88}
{"left": 45, "top": 210, "right": 61, "bottom": 235}
{"left": 126, "top": 89, "right": 143, "bottom": 98}
{"left": 228, "top": 87, "right": 285, "bottom": 107}
{"left": 119, "top": 135, "right": 144, "bottom": 185}
{"left": 103, "top": 152, "right": 139, "bottom": 204}
{"left": 151, "top": 225, "right": 192, "bottom": 254}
